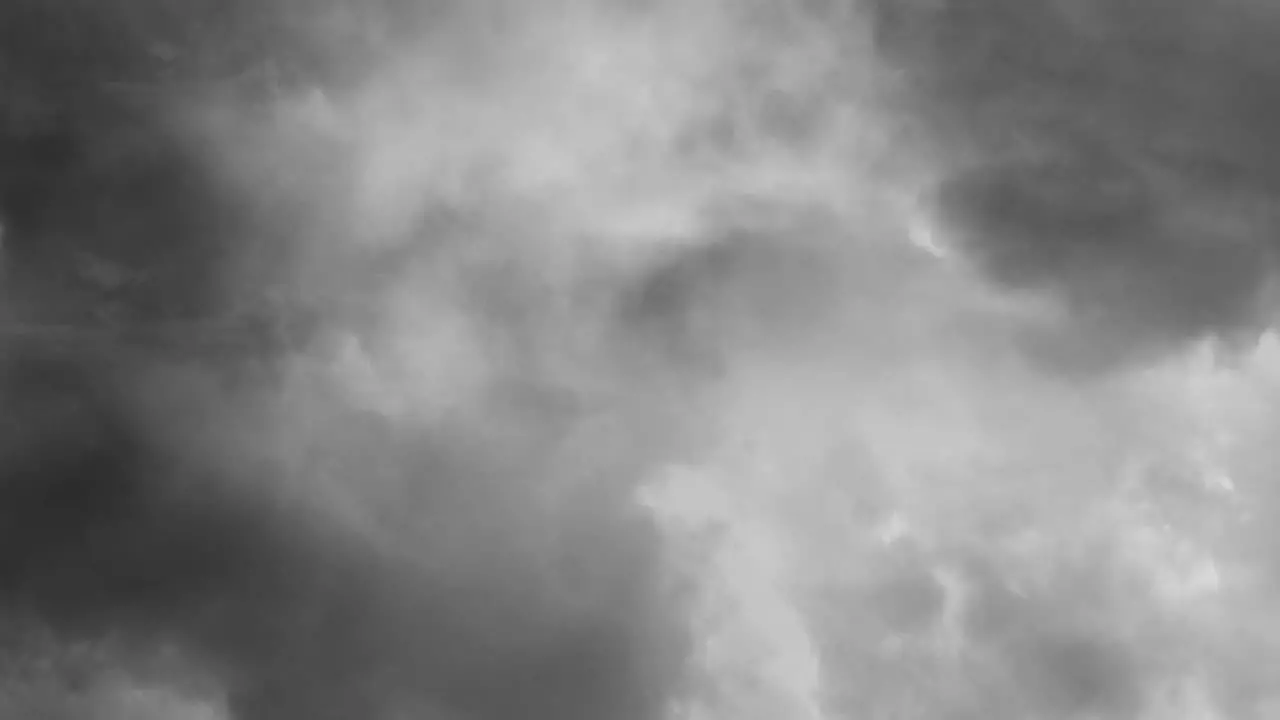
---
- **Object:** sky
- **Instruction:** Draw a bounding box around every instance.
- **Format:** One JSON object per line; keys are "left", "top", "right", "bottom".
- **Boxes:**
{"left": 190, "top": 1, "right": 1280, "bottom": 718}
{"left": 9, "top": 1, "right": 1280, "bottom": 719}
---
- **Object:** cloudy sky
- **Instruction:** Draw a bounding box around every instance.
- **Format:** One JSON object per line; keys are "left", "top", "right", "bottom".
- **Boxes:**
{"left": 6, "top": 1, "right": 1280, "bottom": 719}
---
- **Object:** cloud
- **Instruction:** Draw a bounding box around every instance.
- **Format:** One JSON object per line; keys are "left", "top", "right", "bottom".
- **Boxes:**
{"left": 98, "top": 1, "right": 1280, "bottom": 718}
{"left": 876, "top": 0, "right": 1280, "bottom": 373}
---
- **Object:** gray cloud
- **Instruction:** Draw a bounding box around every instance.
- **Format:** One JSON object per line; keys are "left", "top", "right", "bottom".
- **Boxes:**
{"left": 878, "top": 0, "right": 1280, "bottom": 372}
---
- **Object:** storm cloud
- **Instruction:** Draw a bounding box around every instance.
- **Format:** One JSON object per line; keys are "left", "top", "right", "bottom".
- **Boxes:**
{"left": 7, "top": 2, "right": 1280, "bottom": 719}
{"left": 877, "top": 0, "right": 1280, "bottom": 373}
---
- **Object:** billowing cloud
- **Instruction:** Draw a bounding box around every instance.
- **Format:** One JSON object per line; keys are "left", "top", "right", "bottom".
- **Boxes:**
{"left": 10, "top": 1, "right": 1280, "bottom": 719}
{"left": 184, "top": 1, "right": 1280, "bottom": 717}
{"left": 880, "top": 0, "right": 1280, "bottom": 372}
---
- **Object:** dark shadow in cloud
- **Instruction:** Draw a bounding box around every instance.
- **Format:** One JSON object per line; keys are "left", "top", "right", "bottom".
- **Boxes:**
{"left": 876, "top": 0, "right": 1280, "bottom": 373}
{"left": 0, "top": 339, "right": 688, "bottom": 720}
{"left": 1009, "top": 630, "right": 1145, "bottom": 719}
{"left": 0, "top": 100, "right": 243, "bottom": 330}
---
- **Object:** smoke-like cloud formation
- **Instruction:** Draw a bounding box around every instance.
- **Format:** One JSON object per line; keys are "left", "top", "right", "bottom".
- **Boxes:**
{"left": 885, "top": 0, "right": 1280, "bottom": 373}
{"left": 9, "top": 0, "right": 1280, "bottom": 719}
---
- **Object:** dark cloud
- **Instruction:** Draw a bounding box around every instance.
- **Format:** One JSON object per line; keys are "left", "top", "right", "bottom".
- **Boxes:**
{"left": 0, "top": 340, "right": 687, "bottom": 720}
{"left": 877, "top": 0, "right": 1280, "bottom": 372}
